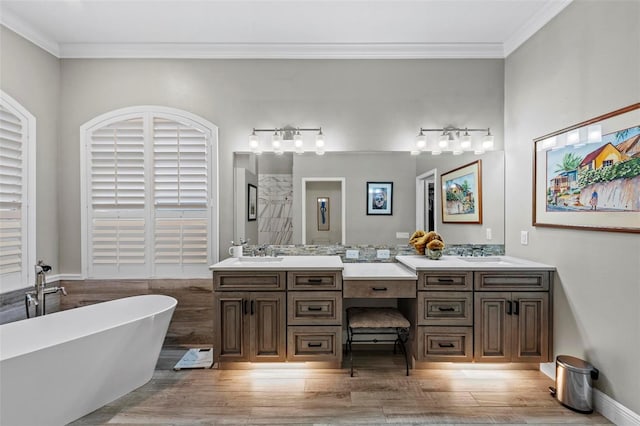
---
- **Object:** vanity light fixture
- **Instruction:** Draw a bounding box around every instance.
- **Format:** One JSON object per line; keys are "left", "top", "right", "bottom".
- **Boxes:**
{"left": 249, "top": 125, "right": 325, "bottom": 155}
{"left": 414, "top": 126, "right": 495, "bottom": 155}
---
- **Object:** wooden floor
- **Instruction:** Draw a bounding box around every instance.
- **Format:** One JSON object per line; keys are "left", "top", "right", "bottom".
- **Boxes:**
{"left": 72, "top": 348, "right": 611, "bottom": 425}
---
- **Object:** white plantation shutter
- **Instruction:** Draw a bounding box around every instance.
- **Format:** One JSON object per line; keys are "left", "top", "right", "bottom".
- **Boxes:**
{"left": 83, "top": 108, "right": 216, "bottom": 278}
{"left": 153, "top": 117, "right": 208, "bottom": 208}
{"left": 0, "top": 99, "right": 32, "bottom": 289}
{"left": 90, "top": 118, "right": 145, "bottom": 208}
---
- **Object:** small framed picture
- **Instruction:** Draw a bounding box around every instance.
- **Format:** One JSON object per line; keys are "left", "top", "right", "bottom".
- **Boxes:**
{"left": 247, "top": 184, "right": 257, "bottom": 221}
{"left": 367, "top": 182, "right": 393, "bottom": 215}
{"left": 317, "top": 197, "right": 330, "bottom": 231}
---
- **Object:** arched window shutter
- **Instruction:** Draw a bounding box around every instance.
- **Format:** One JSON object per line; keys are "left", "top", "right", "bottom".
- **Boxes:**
{"left": 83, "top": 108, "right": 216, "bottom": 279}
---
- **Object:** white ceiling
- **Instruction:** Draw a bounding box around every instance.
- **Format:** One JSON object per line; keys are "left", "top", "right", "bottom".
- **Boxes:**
{"left": 0, "top": 0, "right": 572, "bottom": 59}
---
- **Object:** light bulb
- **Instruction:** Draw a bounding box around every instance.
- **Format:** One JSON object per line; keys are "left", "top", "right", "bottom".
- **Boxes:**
{"left": 415, "top": 132, "right": 427, "bottom": 151}
{"left": 482, "top": 130, "right": 494, "bottom": 150}
{"left": 460, "top": 131, "right": 472, "bottom": 149}
{"left": 272, "top": 132, "right": 283, "bottom": 155}
{"left": 249, "top": 131, "right": 259, "bottom": 151}
{"left": 438, "top": 132, "right": 449, "bottom": 149}
{"left": 294, "top": 131, "right": 304, "bottom": 154}
{"left": 315, "top": 130, "right": 325, "bottom": 154}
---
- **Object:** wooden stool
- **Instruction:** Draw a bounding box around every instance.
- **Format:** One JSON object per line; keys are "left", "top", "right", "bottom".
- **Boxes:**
{"left": 346, "top": 307, "right": 411, "bottom": 376}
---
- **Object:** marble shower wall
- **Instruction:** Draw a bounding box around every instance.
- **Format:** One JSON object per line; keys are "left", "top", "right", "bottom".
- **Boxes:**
{"left": 258, "top": 174, "right": 293, "bottom": 244}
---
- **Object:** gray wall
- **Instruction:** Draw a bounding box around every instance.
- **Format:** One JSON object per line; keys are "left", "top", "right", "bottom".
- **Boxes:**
{"left": 0, "top": 27, "right": 60, "bottom": 293}
{"left": 55, "top": 58, "right": 504, "bottom": 271}
{"left": 504, "top": 0, "right": 640, "bottom": 413}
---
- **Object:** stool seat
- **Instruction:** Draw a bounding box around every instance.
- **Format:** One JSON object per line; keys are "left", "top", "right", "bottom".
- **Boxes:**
{"left": 347, "top": 307, "right": 410, "bottom": 329}
{"left": 346, "top": 307, "right": 411, "bottom": 376}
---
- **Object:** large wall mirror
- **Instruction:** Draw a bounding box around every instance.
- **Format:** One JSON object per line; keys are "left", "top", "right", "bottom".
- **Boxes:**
{"left": 233, "top": 150, "right": 504, "bottom": 246}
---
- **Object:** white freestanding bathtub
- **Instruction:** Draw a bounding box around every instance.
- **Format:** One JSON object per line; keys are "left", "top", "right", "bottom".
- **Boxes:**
{"left": 0, "top": 294, "right": 177, "bottom": 426}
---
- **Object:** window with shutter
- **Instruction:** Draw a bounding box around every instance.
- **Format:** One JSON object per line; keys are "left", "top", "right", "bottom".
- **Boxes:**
{"left": 81, "top": 107, "right": 218, "bottom": 279}
{"left": 0, "top": 92, "right": 35, "bottom": 292}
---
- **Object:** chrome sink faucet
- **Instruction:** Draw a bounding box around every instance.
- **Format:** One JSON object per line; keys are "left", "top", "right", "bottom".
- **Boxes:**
{"left": 25, "top": 260, "right": 67, "bottom": 318}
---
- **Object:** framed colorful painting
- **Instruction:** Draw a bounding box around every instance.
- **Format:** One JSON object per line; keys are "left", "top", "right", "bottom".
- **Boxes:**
{"left": 533, "top": 103, "right": 640, "bottom": 233}
{"left": 441, "top": 160, "right": 482, "bottom": 224}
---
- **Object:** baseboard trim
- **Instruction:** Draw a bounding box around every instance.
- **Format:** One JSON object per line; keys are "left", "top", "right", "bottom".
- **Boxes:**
{"left": 594, "top": 389, "right": 640, "bottom": 426}
{"left": 50, "top": 274, "right": 83, "bottom": 282}
{"left": 540, "top": 361, "right": 555, "bottom": 379}
{"left": 540, "top": 363, "right": 640, "bottom": 425}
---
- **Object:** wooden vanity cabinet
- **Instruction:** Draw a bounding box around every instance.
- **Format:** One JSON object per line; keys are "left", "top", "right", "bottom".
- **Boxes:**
{"left": 214, "top": 271, "right": 286, "bottom": 363}
{"left": 286, "top": 271, "right": 343, "bottom": 365}
{"left": 415, "top": 271, "right": 473, "bottom": 362}
{"left": 474, "top": 271, "right": 552, "bottom": 363}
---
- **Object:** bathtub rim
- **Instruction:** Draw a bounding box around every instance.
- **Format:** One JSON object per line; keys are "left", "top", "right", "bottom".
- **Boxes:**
{"left": 0, "top": 294, "right": 177, "bottom": 362}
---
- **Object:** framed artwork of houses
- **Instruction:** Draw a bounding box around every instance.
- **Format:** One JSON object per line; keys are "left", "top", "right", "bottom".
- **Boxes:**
{"left": 533, "top": 103, "right": 640, "bottom": 233}
{"left": 441, "top": 160, "right": 482, "bottom": 224}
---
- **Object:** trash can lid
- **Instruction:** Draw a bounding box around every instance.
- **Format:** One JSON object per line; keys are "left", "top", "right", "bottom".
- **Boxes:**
{"left": 556, "top": 355, "right": 595, "bottom": 374}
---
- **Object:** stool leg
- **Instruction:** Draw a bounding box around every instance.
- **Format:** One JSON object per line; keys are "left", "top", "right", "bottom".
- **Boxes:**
{"left": 397, "top": 328, "right": 410, "bottom": 376}
{"left": 348, "top": 327, "right": 354, "bottom": 377}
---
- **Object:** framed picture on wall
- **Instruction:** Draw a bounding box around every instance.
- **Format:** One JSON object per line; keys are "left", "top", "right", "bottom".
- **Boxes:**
{"left": 247, "top": 184, "right": 257, "bottom": 221}
{"left": 533, "top": 103, "right": 640, "bottom": 233}
{"left": 441, "top": 160, "right": 482, "bottom": 224}
{"left": 317, "top": 197, "right": 330, "bottom": 231}
{"left": 366, "top": 182, "right": 393, "bottom": 215}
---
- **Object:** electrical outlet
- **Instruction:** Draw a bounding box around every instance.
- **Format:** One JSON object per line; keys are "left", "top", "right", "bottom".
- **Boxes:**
{"left": 377, "top": 249, "right": 390, "bottom": 259}
{"left": 396, "top": 232, "right": 410, "bottom": 239}
{"left": 346, "top": 249, "right": 359, "bottom": 259}
{"left": 486, "top": 228, "right": 492, "bottom": 240}
{"left": 520, "top": 231, "right": 529, "bottom": 245}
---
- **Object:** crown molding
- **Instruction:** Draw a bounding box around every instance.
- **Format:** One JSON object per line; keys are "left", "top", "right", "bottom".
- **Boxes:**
{"left": 58, "top": 42, "right": 504, "bottom": 59}
{"left": 0, "top": 10, "right": 60, "bottom": 57}
{"left": 503, "top": 0, "right": 573, "bottom": 57}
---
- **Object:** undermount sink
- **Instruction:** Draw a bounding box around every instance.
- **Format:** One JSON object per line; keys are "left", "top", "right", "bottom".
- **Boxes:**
{"left": 459, "top": 256, "right": 517, "bottom": 265}
{"left": 237, "top": 256, "right": 283, "bottom": 263}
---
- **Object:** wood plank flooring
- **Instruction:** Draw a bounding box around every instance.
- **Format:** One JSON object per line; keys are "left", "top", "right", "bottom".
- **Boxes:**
{"left": 72, "top": 348, "right": 611, "bottom": 425}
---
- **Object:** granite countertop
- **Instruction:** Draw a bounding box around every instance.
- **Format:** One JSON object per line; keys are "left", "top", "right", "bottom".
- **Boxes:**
{"left": 210, "top": 255, "right": 343, "bottom": 271}
{"left": 343, "top": 263, "right": 417, "bottom": 280}
{"left": 395, "top": 255, "right": 556, "bottom": 271}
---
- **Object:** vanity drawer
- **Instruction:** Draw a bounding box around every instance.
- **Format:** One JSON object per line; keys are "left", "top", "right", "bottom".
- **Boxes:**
{"left": 214, "top": 271, "right": 285, "bottom": 291}
{"left": 417, "top": 326, "right": 473, "bottom": 362}
{"left": 287, "top": 326, "right": 342, "bottom": 362}
{"left": 474, "top": 271, "right": 550, "bottom": 291}
{"left": 419, "top": 271, "right": 473, "bottom": 291}
{"left": 417, "top": 291, "right": 473, "bottom": 326}
{"left": 343, "top": 280, "right": 416, "bottom": 299}
{"left": 287, "top": 292, "right": 342, "bottom": 325}
{"left": 287, "top": 271, "right": 342, "bottom": 291}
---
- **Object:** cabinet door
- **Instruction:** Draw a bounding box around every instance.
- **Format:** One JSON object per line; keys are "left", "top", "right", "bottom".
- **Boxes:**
{"left": 474, "top": 292, "right": 512, "bottom": 362}
{"left": 512, "top": 292, "right": 549, "bottom": 362}
{"left": 250, "top": 292, "right": 286, "bottom": 362}
{"left": 214, "top": 292, "right": 248, "bottom": 362}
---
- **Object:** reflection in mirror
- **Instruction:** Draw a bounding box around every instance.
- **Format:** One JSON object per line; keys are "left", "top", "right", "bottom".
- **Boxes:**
{"left": 234, "top": 152, "right": 293, "bottom": 245}
{"left": 234, "top": 150, "right": 505, "bottom": 246}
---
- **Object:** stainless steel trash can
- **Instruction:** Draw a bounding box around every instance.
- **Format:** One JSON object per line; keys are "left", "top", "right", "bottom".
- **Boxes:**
{"left": 551, "top": 355, "right": 599, "bottom": 413}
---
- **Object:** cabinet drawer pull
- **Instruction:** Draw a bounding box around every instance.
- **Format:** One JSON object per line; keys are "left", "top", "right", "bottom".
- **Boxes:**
{"left": 514, "top": 300, "right": 519, "bottom": 315}
{"left": 438, "top": 307, "right": 455, "bottom": 312}
{"left": 372, "top": 287, "right": 388, "bottom": 291}
{"left": 437, "top": 278, "right": 454, "bottom": 283}
{"left": 307, "top": 342, "right": 323, "bottom": 348}
{"left": 250, "top": 300, "right": 255, "bottom": 315}
{"left": 307, "top": 306, "right": 323, "bottom": 311}
{"left": 307, "top": 278, "right": 323, "bottom": 283}
{"left": 438, "top": 343, "right": 455, "bottom": 348}
{"left": 506, "top": 300, "right": 512, "bottom": 315}
{"left": 243, "top": 299, "right": 248, "bottom": 315}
